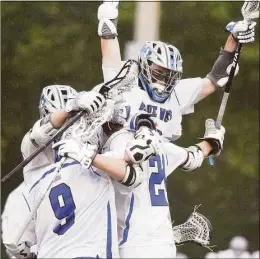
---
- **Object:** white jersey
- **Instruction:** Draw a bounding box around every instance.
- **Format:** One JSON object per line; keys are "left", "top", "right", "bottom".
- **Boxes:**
{"left": 21, "top": 118, "right": 56, "bottom": 183}
{"left": 25, "top": 159, "right": 119, "bottom": 258}
{"left": 2, "top": 183, "right": 37, "bottom": 253}
{"left": 102, "top": 129, "right": 187, "bottom": 258}
{"left": 103, "top": 63, "right": 203, "bottom": 141}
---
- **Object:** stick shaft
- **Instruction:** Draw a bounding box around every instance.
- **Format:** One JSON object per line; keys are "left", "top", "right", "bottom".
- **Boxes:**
{"left": 215, "top": 43, "right": 242, "bottom": 128}
{"left": 14, "top": 157, "right": 66, "bottom": 245}
{"left": 1, "top": 111, "right": 86, "bottom": 183}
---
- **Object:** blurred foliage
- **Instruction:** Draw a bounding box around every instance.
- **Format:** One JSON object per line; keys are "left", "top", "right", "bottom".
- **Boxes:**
{"left": 1, "top": 2, "right": 259, "bottom": 258}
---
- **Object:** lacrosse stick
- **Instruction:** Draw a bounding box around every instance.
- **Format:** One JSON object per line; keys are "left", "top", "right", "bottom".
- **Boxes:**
{"left": 1, "top": 59, "right": 138, "bottom": 183}
{"left": 13, "top": 95, "right": 116, "bottom": 246}
{"left": 173, "top": 205, "right": 214, "bottom": 250}
{"left": 215, "top": 0, "right": 259, "bottom": 129}
{"left": 208, "top": 0, "right": 259, "bottom": 166}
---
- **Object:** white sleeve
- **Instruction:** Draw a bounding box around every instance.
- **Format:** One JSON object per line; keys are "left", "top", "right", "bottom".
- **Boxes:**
{"left": 2, "top": 184, "right": 36, "bottom": 248}
{"left": 102, "top": 61, "right": 127, "bottom": 82}
{"left": 162, "top": 142, "right": 187, "bottom": 177}
{"left": 174, "top": 77, "right": 203, "bottom": 115}
{"left": 21, "top": 132, "right": 52, "bottom": 179}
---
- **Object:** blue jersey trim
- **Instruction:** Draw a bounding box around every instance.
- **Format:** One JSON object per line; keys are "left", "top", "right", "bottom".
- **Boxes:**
{"left": 29, "top": 160, "right": 79, "bottom": 192}
{"left": 106, "top": 201, "right": 112, "bottom": 259}
{"left": 119, "top": 193, "right": 135, "bottom": 246}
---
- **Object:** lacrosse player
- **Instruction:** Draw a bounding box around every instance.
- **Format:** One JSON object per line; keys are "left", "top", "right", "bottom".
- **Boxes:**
{"left": 97, "top": 1, "right": 256, "bottom": 141}
{"left": 2, "top": 183, "right": 37, "bottom": 259}
{"left": 53, "top": 96, "right": 225, "bottom": 258}
{"left": 22, "top": 85, "right": 105, "bottom": 184}
{"left": 103, "top": 118, "right": 225, "bottom": 258}
{"left": 21, "top": 101, "right": 149, "bottom": 258}
{"left": 2, "top": 85, "right": 106, "bottom": 259}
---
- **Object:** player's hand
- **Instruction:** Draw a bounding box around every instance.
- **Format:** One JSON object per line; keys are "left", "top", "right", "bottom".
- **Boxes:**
{"left": 5, "top": 242, "right": 32, "bottom": 259}
{"left": 97, "top": 0, "right": 119, "bottom": 38}
{"left": 226, "top": 20, "right": 256, "bottom": 44}
{"left": 200, "top": 119, "right": 225, "bottom": 156}
{"left": 126, "top": 127, "right": 161, "bottom": 164}
{"left": 53, "top": 138, "right": 98, "bottom": 168}
{"left": 65, "top": 91, "right": 106, "bottom": 114}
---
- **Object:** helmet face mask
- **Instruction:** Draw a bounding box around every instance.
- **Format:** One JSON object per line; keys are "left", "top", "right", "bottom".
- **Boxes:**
{"left": 138, "top": 41, "right": 183, "bottom": 103}
{"left": 39, "top": 85, "right": 77, "bottom": 118}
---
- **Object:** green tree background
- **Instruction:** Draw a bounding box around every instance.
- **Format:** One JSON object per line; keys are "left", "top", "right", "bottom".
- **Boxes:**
{"left": 1, "top": 2, "right": 259, "bottom": 258}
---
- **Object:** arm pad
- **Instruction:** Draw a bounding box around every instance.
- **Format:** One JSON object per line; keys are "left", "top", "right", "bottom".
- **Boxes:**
{"left": 29, "top": 115, "right": 58, "bottom": 147}
{"left": 181, "top": 145, "right": 204, "bottom": 172}
{"left": 206, "top": 48, "right": 238, "bottom": 89}
{"left": 119, "top": 164, "right": 144, "bottom": 188}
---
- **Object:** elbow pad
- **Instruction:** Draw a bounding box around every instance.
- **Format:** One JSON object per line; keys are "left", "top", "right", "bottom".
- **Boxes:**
{"left": 29, "top": 116, "right": 58, "bottom": 147}
{"left": 206, "top": 48, "right": 239, "bottom": 89}
{"left": 119, "top": 164, "right": 144, "bottom": 188}
{"left": 181, "top": 145, "right": 204, "bottom": 172}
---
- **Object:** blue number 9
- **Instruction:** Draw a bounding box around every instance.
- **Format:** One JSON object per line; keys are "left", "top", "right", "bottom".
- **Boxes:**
{"left": 149, "top": 155, "right": 168, "bottom": 206}
{"left": 49, "top": 183, "right": 76, "bottom": 235}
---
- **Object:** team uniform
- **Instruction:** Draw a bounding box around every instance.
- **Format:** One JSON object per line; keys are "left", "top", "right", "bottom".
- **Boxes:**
{"left": 101, "top": 128, "right": 188, "bottom": 258}
{"left": 21, "top": 119, "right": 56, "bottom": 185}
{"left": 25, "top": 155, "right": 119, "bottom": 258}
{"left": 2, "top": 183, "right": 37, "bottom": 258}
{"left": 102, "top": 65, "right": 203, "bottom": 141}
{"left": 3, "top": 85, "right": 106, "bottom": 258}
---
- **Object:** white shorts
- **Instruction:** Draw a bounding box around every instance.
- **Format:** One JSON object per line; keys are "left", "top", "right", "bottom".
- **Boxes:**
{"left": 119, "top": 244, "right": 176, "bottom": 258}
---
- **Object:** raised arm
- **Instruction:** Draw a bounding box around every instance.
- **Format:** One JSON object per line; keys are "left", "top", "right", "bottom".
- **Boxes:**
{"left": 199, "top": 21, "right": 256, "bottom": 100}
{"left": 97, "top": 0, "right": 123, "bottom": 81}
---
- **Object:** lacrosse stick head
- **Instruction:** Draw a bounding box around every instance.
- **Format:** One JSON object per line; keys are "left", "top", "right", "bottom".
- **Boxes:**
{"left": 241, "top": 0, "right": 259, "bottom": 21}
{"left": 173, "top": 206, "right": 213, "bottom": 249}
{"left": 61, "top": 106, "right": 113, "bottom": 147}
{"left": 98, "top": 59, "right": 139, "bottom": 99}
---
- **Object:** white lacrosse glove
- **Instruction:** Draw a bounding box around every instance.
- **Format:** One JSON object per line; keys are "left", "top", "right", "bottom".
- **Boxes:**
{"left": 97, "top": 0, "right": 119, "bottom": 39}
{"left": 126, "top": 127, "right": 160, "bottom": 164}
{"left": 226, "top": 20, "right": 256, "bottom": 44}
{"left": 199, "top": 119, "right": 225, "bottom": 157}
{"left": 53, "top": 138, "right": 98, "bottom": 168}
{"left": 5, "top": 242, "right": 36, "bottom": 259}
{"left": 65, "top": 91, "right": 106, "bottom": 114}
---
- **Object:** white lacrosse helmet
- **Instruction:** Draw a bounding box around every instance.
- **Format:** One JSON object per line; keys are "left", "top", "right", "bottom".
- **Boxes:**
{"left": 39, "top": 85, "right": 77, "bottom": 118}
{"left": 229, "top": 236, "right": 248, "bottom": 251}
{"left": 110, "top": 97, "right": 131, "bottom": 126}
{"left": 138, "top": 41, "right": 183, "bottom": 103}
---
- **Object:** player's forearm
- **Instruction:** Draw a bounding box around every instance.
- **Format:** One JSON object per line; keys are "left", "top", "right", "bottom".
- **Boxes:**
{"left": 92, "top": 154, "right": 126, "bottom": 181}
{"left": 196, "top": 141, "right": 214, "bottom": 157}
{"left": 223, "top": 35, "right": 237, "bottom": 53}
{"left": 50, "top": 110, "right": 69, "bottom": 129}
{"left": 101, "top": 38, "right": 122, "bottom": 67}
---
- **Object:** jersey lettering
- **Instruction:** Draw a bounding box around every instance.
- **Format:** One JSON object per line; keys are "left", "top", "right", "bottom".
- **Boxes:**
{"left": 139, "top": 102, "right": 172, "bottom": 122}
{"left": 49, "top": 183, "right": 76, "bottom": 235}
{"left": 149, "top": 155, "right": 168, "bottom": 206}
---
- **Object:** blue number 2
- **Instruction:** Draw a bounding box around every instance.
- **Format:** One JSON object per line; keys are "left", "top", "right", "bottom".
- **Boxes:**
{"left": 49, "top": 183, "right": 76, "bottom": 235}
{"left": 149, "top": 155, "right": 168, "bottom": 206}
